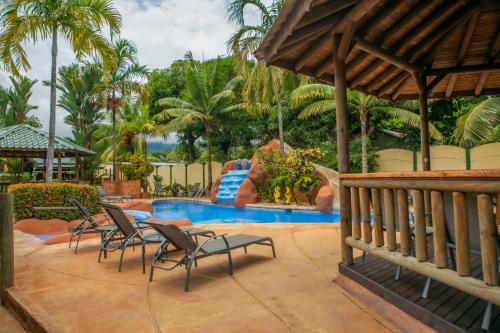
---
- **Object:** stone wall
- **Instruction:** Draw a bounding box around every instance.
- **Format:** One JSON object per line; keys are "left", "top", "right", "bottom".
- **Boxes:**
{"left": 102, "top": 180, "right": 142, "bottom": 198}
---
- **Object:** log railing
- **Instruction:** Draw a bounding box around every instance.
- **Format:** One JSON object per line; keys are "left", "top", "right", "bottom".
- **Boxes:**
{"left": 340, "top": 170, "right": 500, "bottom": 306}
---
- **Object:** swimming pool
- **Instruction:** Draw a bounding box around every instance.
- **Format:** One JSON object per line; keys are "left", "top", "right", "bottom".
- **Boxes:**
{"left": 153, "top": 200, "right": 340, "bottom": 224}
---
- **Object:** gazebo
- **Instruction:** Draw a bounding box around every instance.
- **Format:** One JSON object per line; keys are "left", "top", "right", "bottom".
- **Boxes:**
{"left": 256, "top": 0, "right": 500, "bottom": 331}
{"left": 0, "top": 124, "right": 95, "bottom": 181}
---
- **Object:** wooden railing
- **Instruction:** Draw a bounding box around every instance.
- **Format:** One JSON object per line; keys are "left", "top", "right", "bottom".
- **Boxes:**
{"left": 340, "top": 170, "right": 500, "bottom": 306}
{"left": 0, "top": 182, "right": 9, "bottom": 193}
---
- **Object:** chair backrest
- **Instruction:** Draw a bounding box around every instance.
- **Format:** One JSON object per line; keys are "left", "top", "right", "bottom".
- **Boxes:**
{"left": 192, "top": 183, "right": 200, "bottom": 192}
{"left": 96, "top": 186, "right": 108, "bottom": 197}
{"left": 154, "top": 183, "right": 163, "bottom": 192}
{"left": 151, "top": 224, "right": 196, "bottom": 252}
{"left": 70, "top": 198, "right": 97, "bottom": 227}
{"left": 102, "top": 203, "right": 136, "bottom": 237}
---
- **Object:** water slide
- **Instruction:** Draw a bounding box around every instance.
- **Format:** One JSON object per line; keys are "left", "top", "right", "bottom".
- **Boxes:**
{"left": 216, "top": 160, "right": 251, "bottom": 203}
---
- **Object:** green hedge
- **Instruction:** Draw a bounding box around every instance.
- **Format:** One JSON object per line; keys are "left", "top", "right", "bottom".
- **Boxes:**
{"left": 8, "top": 183, "right": 102, "bottom": 221}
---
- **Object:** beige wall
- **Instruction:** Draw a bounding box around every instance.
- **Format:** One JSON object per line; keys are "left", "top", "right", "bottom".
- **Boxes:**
{"left": 376, "top": 143, "right": 500, "bottom": 172}
{"left": 148, "top": 162, "right": 222, "bottom": 188}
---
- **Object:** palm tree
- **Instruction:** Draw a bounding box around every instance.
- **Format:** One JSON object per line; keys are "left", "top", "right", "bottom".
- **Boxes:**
{"left": 291, "top": 84, "right": 443, "bottom": 172}
{"left": 101, "top": 39, "right": 149, "bottom": 181}
{"left": 453, "top": 97, "right": 500, "bottom": 147}
{"left": 155, "top": 52, "right": 241, "bottom": 188}
{"left": 227, "top": 0, "right": 288, "bottom": 153}
{"left": 0, "top": 0, "right": 121, "bottom": 182}
{"left": 1, "top": 76, "right": 39, "bottom": 127}
{"left": 0, "top": 86, "right": 9, "bottom": 126}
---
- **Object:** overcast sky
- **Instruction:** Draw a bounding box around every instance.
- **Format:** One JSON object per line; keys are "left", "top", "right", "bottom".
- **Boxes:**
{"left": 0, "top": 0, "right": 266, "bottom": 142}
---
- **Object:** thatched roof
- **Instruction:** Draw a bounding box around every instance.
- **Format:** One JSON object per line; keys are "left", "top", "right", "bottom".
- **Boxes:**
{"left": 255, "top": 0, "right": 500, "bottom": 100}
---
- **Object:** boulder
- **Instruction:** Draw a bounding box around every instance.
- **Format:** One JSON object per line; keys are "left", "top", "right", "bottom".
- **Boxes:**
{"left": 210, "top": 175, "right": 223, "bottom": 203}
{"left": 247, "top": 163, "right": 267, "bottom": 185}
{"left": 142, "top": 218, "right": 193, "bottom": 227}
{"left": 255, "top": 139, "right": 291, "bottom": 155}
{"left": 221, "top": 160, "right": 237, "bottom": 175}
{"left": 14, "top": 219, "right": 70, "bottom": 235}
{"left": 234, "top": 179, "right": 258, "bottom": 208}
{"left": 315, "top": 185, "right": 334, "bottom": 213}
{"left": 117, "top": 200, "right": 153, "bottom": 213}
{"left": 43, "top": 232, "right": 99, "bottom": 245}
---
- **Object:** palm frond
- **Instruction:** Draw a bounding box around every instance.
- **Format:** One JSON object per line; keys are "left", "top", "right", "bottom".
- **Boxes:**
{"left": 453, "top": 97, "right": 500, "bottom": 146}
{"left": 298, "top": 100, "right": 336, "bottom": 119}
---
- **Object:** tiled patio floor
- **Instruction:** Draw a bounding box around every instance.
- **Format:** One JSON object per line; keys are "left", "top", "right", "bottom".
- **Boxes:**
{"left": 6, "top": 224, "right": 430, "bottom": 332}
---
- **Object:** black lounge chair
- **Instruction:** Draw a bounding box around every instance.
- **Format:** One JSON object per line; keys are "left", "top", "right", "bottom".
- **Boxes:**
{"left": 96, "top": 185, "right": 133, "bottom": 203}
{"left": 101, "top": 204, "right": 214, "bottom": 273}
{"left": 68, "top": 198, "right": 117, "bottom": 254}
{"left": 148, "top": 224, "right": 276, "bottom": 291}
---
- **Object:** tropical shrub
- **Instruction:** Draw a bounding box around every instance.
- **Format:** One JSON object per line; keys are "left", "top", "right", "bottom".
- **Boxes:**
{"left": 164, "top": 183, "right": 185, "bottom": 197}
{"left": 121, "top": 153, "right": 154, "bottom": 188}
{"left": 153, "top": 174, "right": 163, "bottom": 183}
{"left": 8, "top": 183, "right": 102, "bottom": 221}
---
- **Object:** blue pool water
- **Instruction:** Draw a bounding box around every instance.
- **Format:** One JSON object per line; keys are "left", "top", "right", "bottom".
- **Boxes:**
{"left": 216, "top": 170, "right": 249, "bottom": 203}
{"left": 153, "top": 200, "right": 339, "bottom": 224}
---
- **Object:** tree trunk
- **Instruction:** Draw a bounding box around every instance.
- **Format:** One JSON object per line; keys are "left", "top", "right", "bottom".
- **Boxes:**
{"left": 143, "top": 134, "right": 148, "bottom": 193}
{"left": 206, "top": 121, "right": 213, "bottom": 189}
{"left": 111, "top": 91, "right": 117, "bottom": 181}
{"left": 277, "top": 83, "right": 285, "bottom": 154}
{"left": 187, "top": 133, "right": 196, "bottom": 164}
{"left": 360, "top": 106, "right": 368, "bottom": 173}
{"left": 45, "top": 25, "right": 58, "bottom": 183}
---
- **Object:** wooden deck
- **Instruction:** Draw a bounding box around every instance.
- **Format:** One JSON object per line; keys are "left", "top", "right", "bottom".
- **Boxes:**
{"left": 339, "top": 252, "right": 500, "bottom": 333}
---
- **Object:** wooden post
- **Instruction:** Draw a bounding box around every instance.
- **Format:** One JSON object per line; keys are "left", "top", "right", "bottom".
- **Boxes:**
{"left": 397, "top": 189, "right": 411, "bottom": 256}
{"left": 351, "top": 187, "right": 361, "bottom": 240}
{"left": 0, "top": 193, "right": 14, "bottom": 303}
{"left": 496, "top": 194, "right": 500, "bottom": 226}
{"left": 383, "top": 189, "right": 396, "bottom": 251}
{"left": 202, "top": 163, "right": 206, "bottom": 189}
{"left": 431, "top": 191, "right": 448, "bottom": 268}
{"left": 360, "top": 188, "right": 372, "bottom": 244}
{"left": 477, "top": 194, "right": 499, "bottom": 286}
{"left": 184, "top": 164, "right": 188, "bottom": 189}
{"left": 413, "top": 190, "right": 427, "bottom": 261}
{"left": 75, "top": 156, "right": 80, "bottom": 182}
{"left": 57, "top": 153, "right": 62, "bottom": 181}
{"left": 169, "top": 165, "right": 173, "bottom": 186}
{"left": 334, "top": 33, "right": 352, "bottom": 265}
{"left": 453, "top": 192, "right": 471, "bottom": 276}
{"left": 371, "top": 188, "right": 384, "bottom": 247}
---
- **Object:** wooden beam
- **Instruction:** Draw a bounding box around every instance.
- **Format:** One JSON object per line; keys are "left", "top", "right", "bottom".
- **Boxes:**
{"left": 417, "top": 73, "right": 431, "bottom": 172}
{"left": 426, "top": 63, "right": 500, "bottom": 76}
{"left": 337, "top": 21, "right": 355, "bottom": 61}
{"left": 314, "top": 56, "right": 333, "bottom": 78}
{"left": 474, "top": 25, "right": 500, "bottom": 95}
{"left": 334, "top": 0, "right": 382, "bottom": 34}
{"left": 354, "top": 36, "right": 420, "bottom": 73}
{"left": 427, "top": 74, "right": 447, "bottom": 96}
{"left": 264, "top": 0, "right": 313, "bottom": 63}
{"left": 295, "top": 32, "right": 332, "bottom": 72}
{"left": 298, "top": 0, "right": 358, "bottom": 29}
{"left": 389, "top": 75, "right": 411, "bottom": 100}
{"left": 445, "top": 8, "right": 480, "bottom": 97}
{"left": 0, "top": 194, "right": 14, "bottom": 302}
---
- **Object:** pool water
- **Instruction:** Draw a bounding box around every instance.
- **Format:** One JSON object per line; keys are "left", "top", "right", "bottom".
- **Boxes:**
{"left": 153, "top": 200, "right": 340, "bottom": 224}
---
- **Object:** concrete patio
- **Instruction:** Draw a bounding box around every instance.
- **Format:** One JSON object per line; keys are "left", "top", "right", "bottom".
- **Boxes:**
{"left": 5, "top": 224, "right": 434, "bottom": 332}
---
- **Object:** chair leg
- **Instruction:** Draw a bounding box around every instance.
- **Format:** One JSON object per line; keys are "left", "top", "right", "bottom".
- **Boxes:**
{"left": 422, "top": 277, "right": 432, "bottom": 298}
{"left": 227, "top": 250, "right": 233, "bottom": 275}
{"left": 394, "top": 266, "right": 402, "bottom": 281}
{"left": 69, "top": 233, "right": 74, "bottom": 248}
{"left": 141, "top": 243, "right": 146, "bottom": 274}
{"left": 184, "top": 260, "right": 193, "bottom": 292}
{"left": 98, "top": 247, "right": 103, "bottom": 263}
{"left": 244, "top": 246, "right": 247, "bottom": 253}
{"left": 481, "top": 303, "right": 493, "bottom": 331}
{"left": 270, "top": 239, "right": 276, "bottom": 258}
{"left": 74, "top": 233, "right": 83, "bottom": 254}
{"left": 118, "top": 247, "right": 127, "bottom": 272}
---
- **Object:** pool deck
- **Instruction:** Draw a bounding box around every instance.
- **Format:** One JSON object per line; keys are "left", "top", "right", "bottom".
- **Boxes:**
{"left": 6, "top": 224, "right": 434, "bottom": 332}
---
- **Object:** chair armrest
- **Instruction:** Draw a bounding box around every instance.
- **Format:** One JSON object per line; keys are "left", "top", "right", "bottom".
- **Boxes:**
{"left": 194, "top": 234, "right": 229, "bottom": 256}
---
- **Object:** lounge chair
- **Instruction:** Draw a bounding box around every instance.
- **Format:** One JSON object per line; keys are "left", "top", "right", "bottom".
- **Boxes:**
{"left": 68, "top": 198, "right": 117, "bottom": 254}
{"left": 96, "top": 185, "right": 133, "bottom": 203}
{"left": 101, "top": 204, "right": 214, "bottom": 273}
{"left": 148, "top": 224, "right": 276, "bottom": 291}
{"left": 189, "top": 182, "right": 200, "bottom": 197}
{"left": 154, "top": 182, "right": 164, "bottom": 197}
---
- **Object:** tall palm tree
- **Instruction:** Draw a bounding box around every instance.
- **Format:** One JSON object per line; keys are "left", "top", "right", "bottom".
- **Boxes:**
{"left": 453, "top": 97, "right": 500, "bottom": 147}
{"left": 101, "top": 39, "right": 149, "bottom": 180}
{"left": 291, "top": 84, "right": 443, "bottom": 172}
{"left": 227, "top": 0, "right": 288, "bottom": 153}
{"left": 155, "top": 52, "right": 241, "bottom": 188}
{"left": 0, "top": 0, "right": 121, "bottom": 182}
{"left": 4, "top": 76, "right": 39, "bottom": 126}
{"left": 0, "top": 86, "right": 9, "bottom": 126}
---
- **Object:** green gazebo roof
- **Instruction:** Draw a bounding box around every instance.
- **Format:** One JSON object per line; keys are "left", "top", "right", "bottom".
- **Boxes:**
{"left": 0, "top": 124, "right": 95, "bottom": 157}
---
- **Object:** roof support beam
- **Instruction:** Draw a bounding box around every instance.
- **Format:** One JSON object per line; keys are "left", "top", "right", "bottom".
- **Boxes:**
{"left": 264, "top": 0, "right": 313, "bottom": 63}
{"left": 294, "top": 32, "right": 332, "bottom": 72}
{"left": 445, "top": 8, "right": 481, "bottom": 97}
{"left": 334, "top": 0, "right": 382, "bottom": 34}
{"left": 426, "top": 63, "right": 500, "bottom": 76}
{"left": 337, "top": 21, "right": 356, "bottom": 61}
{"left": 353, "top": 36, "right": 420, "bottom": 73}
{"left": 298, "top": 0, "right": 358, "bottom": 29}
{"left": 474, "top": 25, "right": 500, "bottom": 95}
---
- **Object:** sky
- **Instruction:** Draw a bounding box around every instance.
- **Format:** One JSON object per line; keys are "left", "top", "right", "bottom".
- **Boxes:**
{"left": 0, "top": 0, "right": 266, "bottom": 142}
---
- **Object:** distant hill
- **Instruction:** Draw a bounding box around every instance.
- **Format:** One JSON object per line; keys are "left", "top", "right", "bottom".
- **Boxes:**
{"left": 147, "top": 141, "right": 177, "bottom": 153}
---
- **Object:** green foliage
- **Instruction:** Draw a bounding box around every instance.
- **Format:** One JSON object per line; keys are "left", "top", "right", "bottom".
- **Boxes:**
{"left": 152, "top": 174, "right": 163, "bottom": 183}
{"left": 164, "top": 183, "right": 185, "bottom": 197}
{"left": 121, "top": 153, "right": 154, "bottom": 187}
{"left": 9, "top": 183, "right": 101, "bottom": 221}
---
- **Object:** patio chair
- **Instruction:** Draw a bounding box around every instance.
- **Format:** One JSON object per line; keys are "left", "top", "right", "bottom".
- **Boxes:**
{"left": 96, "top": 185, "right": 133, "bottom": 203}
{"left": 189, "top": 182, "right": 200, "bottom": 197}
{"left": 68, "top": 198, "right": 117, "bottom": 254}
{"left": 154, "top": 182, "right": 165, "bottom": 197}
{"left": 148, "top": 224, "right": 276, "bottom": 291}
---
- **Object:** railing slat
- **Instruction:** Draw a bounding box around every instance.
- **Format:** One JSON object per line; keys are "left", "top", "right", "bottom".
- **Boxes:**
{"left": 477, "top": 194, "right": 499, "bottom": 286}
{"left": 413, "top": 190, "right": 427, "bottom": 261}
{"left": 371, "top": 188, "right": 384, "bottom": 247}
{"left": 431, "top": 191, "right": 448, "bottom": 268}
{"left": 383, "top": 189, "right": 396, "bottom": 251}
{"left": 452, "top": 192, "right": 471, "bottom": 276}
{"left": 397, "top": 189, "right": 411, "bottom": 256}
{"left": 360, "top": 188, "right": 372, "bottom": 244}
{"left": 351, "top": 187, "right": 361, "bottom": 240}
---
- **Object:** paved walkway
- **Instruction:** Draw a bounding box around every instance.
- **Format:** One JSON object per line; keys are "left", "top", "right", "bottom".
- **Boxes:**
{"left": 8, "top": 224, "right": 398, "bottom": 332}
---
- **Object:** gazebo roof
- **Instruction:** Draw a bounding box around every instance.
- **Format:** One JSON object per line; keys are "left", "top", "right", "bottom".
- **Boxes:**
{"left": 255, "top": 0, "right": 500, "bottom": 100}
{"left": 0, "top": 124, "right": 95, "bottom": 157}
